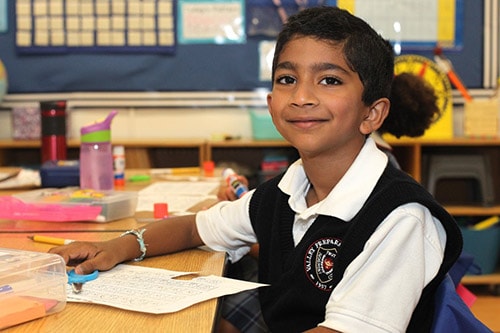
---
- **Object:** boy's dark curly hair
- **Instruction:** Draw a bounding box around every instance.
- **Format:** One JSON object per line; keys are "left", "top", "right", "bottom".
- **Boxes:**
{"left": 379, "top": 73, "right": 441, "bottom": 138}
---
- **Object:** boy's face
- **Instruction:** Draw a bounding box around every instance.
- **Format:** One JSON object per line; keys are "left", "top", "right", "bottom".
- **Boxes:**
{"left": 267, "top": 36, "right": 384, "bottom": 159}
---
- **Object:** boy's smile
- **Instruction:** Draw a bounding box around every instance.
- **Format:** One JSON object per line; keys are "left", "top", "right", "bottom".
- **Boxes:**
{"left": 267, "top": 36, "right": 375, "bottom": 161}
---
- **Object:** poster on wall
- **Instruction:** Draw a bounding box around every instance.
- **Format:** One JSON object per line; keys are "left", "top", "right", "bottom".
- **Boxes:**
{"left": 177, "top": 0, "right": 245, "bottom": 45}
{"left": 336, "top": 0, "right": 464, "bottom": 50}
{"left": 15, "top": 0, "right": 176, "bottom": 54}
{"left": 0, "top": 0, "right": 7, "bottom": 33}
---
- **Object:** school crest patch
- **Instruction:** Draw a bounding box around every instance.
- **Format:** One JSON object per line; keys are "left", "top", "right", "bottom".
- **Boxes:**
{"left": 304, "top": 237, "right": 341, "bottom": 291}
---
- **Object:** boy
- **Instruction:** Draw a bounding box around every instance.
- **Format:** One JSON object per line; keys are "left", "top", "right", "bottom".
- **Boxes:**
{"left": 49, "top": 7, "right": 462, "bottom": 332}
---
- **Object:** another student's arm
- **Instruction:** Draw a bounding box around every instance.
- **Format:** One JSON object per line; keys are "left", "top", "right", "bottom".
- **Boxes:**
{"left": 49, "top": 214, "right": 202, "bottom": 275}
{"left": 217, "top": 174, "right": 249, "bottom": 201}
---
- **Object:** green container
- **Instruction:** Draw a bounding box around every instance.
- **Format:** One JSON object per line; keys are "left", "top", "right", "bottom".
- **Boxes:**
{"left": 250, "top": 110, "right": 283, "bottom": 140}
{"left": 460, "top": 227, "right": 500, "bottom": 274}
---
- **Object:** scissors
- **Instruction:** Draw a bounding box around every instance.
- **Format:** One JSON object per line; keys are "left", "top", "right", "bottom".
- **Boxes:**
{"left": 67, "top": 269, "right": 99, "bottom": 294}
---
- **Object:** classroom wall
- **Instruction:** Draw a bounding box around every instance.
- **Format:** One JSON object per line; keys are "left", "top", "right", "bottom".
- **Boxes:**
{"left": 0, "top": 0, "right": 490, "bottom": 93}
{"left": 0, "top": 1, "right": 496, "bottom": 143}
{"left": 0, "top": 94, "right": 471, "bottom": 142}
{"left": 0, "top": 91, "right": 267, "bottom": 140}
{"left": 67, "top": 107, "right": 256, "bottom": 140}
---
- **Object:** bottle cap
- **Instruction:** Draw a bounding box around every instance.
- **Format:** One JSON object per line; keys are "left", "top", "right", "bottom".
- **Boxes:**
{"left": 114, "top": 178, "right": 125, "bottom": 187}
{"left": 203, "top": 160, "right": 215, "bottom": 177}
{"left": 81, "top": 110, "right": 118, "bottom": 143}
{"left": 40, "top": 100, "right": 66, "bottom": 113}
{"left": 113, "top": 145, "right": 125, "bottom": 155}
{"left": 154, "top": 203, "right": 168, "bottom": 219}
{"left": 222, "top": 168, "right": 236, "bottom": 179}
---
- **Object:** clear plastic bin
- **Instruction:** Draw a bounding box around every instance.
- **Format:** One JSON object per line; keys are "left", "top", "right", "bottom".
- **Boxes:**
{"left": 9, "top": 187, "right": 138, "bottom": 222}
{"left": 0, "top": 248, "right": 67, "bottom": 329}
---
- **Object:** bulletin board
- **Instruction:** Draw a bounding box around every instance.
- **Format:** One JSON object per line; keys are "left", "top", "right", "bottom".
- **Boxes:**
{"left": 0, "top": 0, "right": 490, "bottom": 93}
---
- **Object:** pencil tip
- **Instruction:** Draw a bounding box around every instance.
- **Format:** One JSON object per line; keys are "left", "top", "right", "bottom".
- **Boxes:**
{"left": 27, "top": 235, "right": 34, "bottom": 240}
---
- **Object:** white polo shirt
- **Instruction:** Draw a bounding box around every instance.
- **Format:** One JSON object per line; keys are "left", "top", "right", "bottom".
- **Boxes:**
{"left": 196, "top": 137, "right": 447, "bottom": 333}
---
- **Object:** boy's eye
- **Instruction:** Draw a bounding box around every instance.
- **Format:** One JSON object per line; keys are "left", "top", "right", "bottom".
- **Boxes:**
{"left": 276, "top": 75, "right": 296, "bottom": 85}
{"left": 320, "top": 77, "right": 342, "bottom": 85}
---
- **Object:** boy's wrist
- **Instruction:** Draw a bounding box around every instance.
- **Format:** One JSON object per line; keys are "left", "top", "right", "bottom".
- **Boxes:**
{"left": 118, "top": 229, "right": 148, "bottom": 262}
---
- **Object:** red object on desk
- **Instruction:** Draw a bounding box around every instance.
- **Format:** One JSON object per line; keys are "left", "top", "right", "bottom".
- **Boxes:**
{"left": 154, "top": 202, "right": 168, "bottom": 219}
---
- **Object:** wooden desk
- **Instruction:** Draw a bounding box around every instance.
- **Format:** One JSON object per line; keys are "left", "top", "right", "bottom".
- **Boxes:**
{"left": 1, "top": 232, "right": 227, "bottom": 333}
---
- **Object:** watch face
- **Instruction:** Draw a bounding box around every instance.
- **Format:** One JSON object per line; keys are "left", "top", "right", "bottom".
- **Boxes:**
{"left": 394, "top": 54, "right": 452, "bottom": 121}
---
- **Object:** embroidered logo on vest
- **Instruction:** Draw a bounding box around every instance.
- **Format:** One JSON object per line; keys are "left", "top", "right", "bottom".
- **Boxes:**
{"left": 304, "top": 237, "right": 341, "bottom": 291}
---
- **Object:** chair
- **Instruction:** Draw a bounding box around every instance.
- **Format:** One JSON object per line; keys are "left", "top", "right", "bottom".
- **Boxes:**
{"left": 426, "top": 154, "right": 494, "bottom": 206}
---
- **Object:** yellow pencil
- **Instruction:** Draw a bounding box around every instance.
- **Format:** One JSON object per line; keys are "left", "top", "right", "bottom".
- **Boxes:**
{"left": 150, "top": 167, "right": 201, "bottom": 175}
{"left": 28, "top": 235, "right": 74, "bottom": 246}
{"left": 472, "top": 215, "right": 500, "bottom": 231}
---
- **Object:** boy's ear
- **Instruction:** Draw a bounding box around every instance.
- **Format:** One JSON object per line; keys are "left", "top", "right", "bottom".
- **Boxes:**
{"left": 360, "top": 98, "right": 390, "bottom": 135}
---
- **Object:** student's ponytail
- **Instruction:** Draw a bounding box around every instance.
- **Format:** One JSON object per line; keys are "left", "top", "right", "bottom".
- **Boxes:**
{"left": 379, "top": 73, "right": 440, "bottom": 138}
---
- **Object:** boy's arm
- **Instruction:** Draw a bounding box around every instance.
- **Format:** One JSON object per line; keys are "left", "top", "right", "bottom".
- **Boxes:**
{"left": 49, "top": 214, "right": 203, "bottom": 275}
{"left": 304, "top": 326, "right": 340, "bottom": 332}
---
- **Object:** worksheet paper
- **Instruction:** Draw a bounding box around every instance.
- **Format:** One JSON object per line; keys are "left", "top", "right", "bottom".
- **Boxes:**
{"left": 66, "top": 264, "right": 266, "bottom": 314}
{"left": 136, "top": 180, "right": 220, "bottom": 213}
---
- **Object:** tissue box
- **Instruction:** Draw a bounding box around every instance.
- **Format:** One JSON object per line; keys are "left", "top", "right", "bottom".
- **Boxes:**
{"left": 0, "top": 248, "right": 67, "bottom": 330}
{"left": 12, "top": 107, "right": 41, "bottom": 140}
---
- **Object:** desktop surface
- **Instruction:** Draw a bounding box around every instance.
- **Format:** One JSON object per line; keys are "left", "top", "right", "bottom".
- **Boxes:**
{"left": 1, "top": 233, "right": 226, "bottom": 333}
{"left": 0, "top": 169, "right": 226, "bottom": 332}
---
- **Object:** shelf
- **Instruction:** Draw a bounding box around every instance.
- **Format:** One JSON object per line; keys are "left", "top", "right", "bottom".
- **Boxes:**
{"left": 385, "top": 137, "right": 500, "bottom": 146}
{"left": 0, "top": 139, "right": 206, "bottom": 148}
{"left": 446, "top": 205, "right": 500, "bottom": 216}
{"left": 462, "top": 273, "right": 500, "bottom": 285}
{"left": 0, "top": 139, "right": 207, "bottom": 169}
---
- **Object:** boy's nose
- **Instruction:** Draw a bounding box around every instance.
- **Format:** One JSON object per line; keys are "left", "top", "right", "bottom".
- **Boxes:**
{"left": 290, "top": 84, "right": 318, "bottom": 107}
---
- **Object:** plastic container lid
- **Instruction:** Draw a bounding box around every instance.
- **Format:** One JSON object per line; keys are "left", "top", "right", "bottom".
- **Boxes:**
{"left": 113, "top": 145, "right": 125, "bottom": 155}
{"left": 81, "top": 110, "right": 118, "bottom": 143}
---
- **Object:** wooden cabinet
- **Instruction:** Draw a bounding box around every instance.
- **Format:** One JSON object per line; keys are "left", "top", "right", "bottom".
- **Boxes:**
{"left": 385, "top": 137, "right": 500, "bottom": 215}
{"left": 0, "top": 139, "right": 206, "bottom": 169}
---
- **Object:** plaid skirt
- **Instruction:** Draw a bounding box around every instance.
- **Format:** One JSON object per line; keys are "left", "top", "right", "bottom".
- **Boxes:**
{"left": 221, "top": 255, "right": 270, "bottom": 333}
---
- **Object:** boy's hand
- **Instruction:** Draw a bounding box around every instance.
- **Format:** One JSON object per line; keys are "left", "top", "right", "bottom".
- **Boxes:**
{"left": 49, "top": 240, "right": 123, "bottom": 275}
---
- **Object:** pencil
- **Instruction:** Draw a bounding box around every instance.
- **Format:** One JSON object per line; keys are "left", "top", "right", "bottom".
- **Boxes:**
{"left": 28, "top": 235, "right": 74, "bottom": 246}
{"left": 150, "top": 167, "right": 201, "bottom": 175}
{"left": 472, "top": 216, "right": 500, "bottom": 231}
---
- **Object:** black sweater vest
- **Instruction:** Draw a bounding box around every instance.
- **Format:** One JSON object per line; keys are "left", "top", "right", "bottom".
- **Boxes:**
{"left": 249, "top": 163, "right": 462, "bottom": 332}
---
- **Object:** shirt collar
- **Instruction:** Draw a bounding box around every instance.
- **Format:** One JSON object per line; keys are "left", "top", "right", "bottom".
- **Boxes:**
{"left": 279, "top": 137, "right": 388, "bottom": 221}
